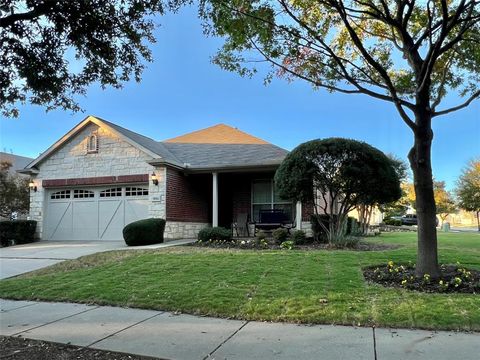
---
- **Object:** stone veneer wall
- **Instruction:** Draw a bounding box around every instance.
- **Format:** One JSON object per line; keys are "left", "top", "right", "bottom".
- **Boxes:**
{"left": 29, "top": 123, "right": 167, "bottom": 239}
{"left": 164, "top": 221, "right": 209, "bottom": 240}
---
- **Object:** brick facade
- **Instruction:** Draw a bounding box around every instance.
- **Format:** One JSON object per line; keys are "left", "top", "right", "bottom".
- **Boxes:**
{"left": 165, "top": 169, "right": 210, "bottom": 223}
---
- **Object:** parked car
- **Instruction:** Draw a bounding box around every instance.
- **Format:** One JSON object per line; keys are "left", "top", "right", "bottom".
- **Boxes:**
{"left": 401, "top": 214, "right": 439, "bottom": 226}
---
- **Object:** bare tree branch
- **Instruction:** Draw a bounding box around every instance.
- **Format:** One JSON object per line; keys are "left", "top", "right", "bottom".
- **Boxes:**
{"left": 433, "top": 90, "right": 480, "bottom": 117}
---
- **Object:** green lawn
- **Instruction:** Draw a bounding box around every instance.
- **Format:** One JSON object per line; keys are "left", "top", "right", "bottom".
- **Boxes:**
{"left": 1, "top": 232, "right": 479, "bottom": 331}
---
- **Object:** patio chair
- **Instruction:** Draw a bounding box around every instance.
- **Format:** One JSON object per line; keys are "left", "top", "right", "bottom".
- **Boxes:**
{"left": 232, "top": 213, "right": 249, "bottom": 237}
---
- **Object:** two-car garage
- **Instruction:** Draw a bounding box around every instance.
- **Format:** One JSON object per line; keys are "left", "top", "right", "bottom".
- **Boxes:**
{"left": 44, "top": 185, "right": 149, "bottom": 241}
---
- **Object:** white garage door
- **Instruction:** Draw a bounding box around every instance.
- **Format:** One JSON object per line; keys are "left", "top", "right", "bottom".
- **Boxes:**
{"left": 44, "top": 185, "right": 149, "bottom": 240}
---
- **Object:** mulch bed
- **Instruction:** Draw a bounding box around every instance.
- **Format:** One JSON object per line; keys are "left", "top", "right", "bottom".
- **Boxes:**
{"left": 363, "top": 262, "right": 480, "bottom": 294}
{"left": 0, "top": 336, "right": 164, "bottom": 360}
{"left": 191, "top": 239, "right": 399, "bottom": 251}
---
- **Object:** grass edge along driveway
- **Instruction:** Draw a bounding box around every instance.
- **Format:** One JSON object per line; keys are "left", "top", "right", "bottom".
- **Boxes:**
{"left": 0, "top": 232, "right": 479, "bottom": 331}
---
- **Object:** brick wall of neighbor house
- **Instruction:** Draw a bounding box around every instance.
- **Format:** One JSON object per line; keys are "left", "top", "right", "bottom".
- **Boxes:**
{"left": 29, "top": 123, "right": 167, "bottom": 239}
{"left": 165, "top": 169, "right": 210, "bottom": 239}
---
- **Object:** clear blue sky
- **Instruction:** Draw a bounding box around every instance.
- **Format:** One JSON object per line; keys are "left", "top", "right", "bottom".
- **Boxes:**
{"left": 0, "top": 6, "right": 478, "bottom": 191}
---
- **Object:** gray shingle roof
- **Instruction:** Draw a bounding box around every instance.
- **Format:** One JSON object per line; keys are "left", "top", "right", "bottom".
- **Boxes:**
{"left": 24, "top": 116, "right": 289, "bottom": 172}
{"left": 161, "top": 143, "right": 288, "bottom": 169}
{"left": 0, "top": 152, "right": 34, "bottom": 174}
{"left": 98, "top": 118, "right": 288, "bottom": 170}
{"left": 97, "top": 118, "right": 183, "bottom": 166}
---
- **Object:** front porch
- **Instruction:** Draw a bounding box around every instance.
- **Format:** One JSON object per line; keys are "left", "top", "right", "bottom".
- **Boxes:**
{"left": 164, "top": 168, "right": 308, "bottom": 238}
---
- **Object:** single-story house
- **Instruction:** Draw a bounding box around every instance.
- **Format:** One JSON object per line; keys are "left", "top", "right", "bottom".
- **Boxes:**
{"left": 20, "top": 116, "right": 313, "bottom": 240}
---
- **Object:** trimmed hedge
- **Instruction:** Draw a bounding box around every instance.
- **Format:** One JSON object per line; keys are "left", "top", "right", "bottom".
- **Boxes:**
{"left": 384, "top": 218, "right": 402, "bottom": 226}
{"left": 0, "top": 220, "right": 37, "bottom": 247}
{"left": 123, "top": 218, "right": 166, "bottom": 246}
{"left": 197, "top": 227, "right": 232, "bottom": 242}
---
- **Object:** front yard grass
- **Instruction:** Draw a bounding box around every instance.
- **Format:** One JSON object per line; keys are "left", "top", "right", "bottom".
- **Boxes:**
{"left": 0, "top": 232, "right": 479, "bottom": 331}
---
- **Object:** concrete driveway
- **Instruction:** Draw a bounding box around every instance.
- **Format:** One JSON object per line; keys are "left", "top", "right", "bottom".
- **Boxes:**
{"left": 0, "top": 239, "right": 194, "bottom": 280}
{"left": 0, "top": 241, "right": 126, "bottom": 279}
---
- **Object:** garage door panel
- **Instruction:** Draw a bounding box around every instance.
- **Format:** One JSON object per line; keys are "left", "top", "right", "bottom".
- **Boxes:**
{"left": 98, "top": 200, "right": 124, "bottom": 240}
{"left": 72, "top": 201, "right": 98, "bottom": 240}
{"left": 125, "top": 199, "right": 149, "bottom": 226}
{"left": 45, "top": 185, "right": 149, "bottom": 241}
{"left": 46, "top": 202, "right": 73, "bottom": 240}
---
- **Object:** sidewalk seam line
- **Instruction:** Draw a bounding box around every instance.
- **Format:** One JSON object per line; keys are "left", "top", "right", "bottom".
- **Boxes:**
{"left": 203, "top": 321, "right": 250, "bottom": 360}
{"left": 11, "top": 306, "right": 100, "bottom": 336}
{"left": 1, "top": 302, "right": 39, "bottom": 313}
{"left": 372, "top": 326, "right": 378, "bottom": 360}
{"left": 86, "top": 311, "right": 165, "bottom": 348}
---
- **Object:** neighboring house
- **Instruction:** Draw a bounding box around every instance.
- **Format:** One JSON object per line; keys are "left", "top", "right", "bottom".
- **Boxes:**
{"left": 0, "top": 152, "right": 34, "bottom": 176}
{"left": 20, "top": 116, "right": 312, "bottom": 241}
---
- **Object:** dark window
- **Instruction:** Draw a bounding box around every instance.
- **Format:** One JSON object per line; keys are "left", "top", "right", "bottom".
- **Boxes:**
{"left": 73, "top": 189, "right": 95, "bottom": 198}
{"left": 50, "top": 190, "right": 71, "bottom": 199}
{"left": 100, "top": 187, "right": 122, "bottom": 197}
{"left": 125, "top": 187, "right": 148, "bottom": 196}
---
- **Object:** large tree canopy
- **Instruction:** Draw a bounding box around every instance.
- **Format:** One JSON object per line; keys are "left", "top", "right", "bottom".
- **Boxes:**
{"left": 275, "top": 138, "right": 401, "bottom": 243}
{"left": 197, "top": 0, "right": 480, "bottom": 277}
{"left": 0, "top": 0, "right": 184, "bottom": 117}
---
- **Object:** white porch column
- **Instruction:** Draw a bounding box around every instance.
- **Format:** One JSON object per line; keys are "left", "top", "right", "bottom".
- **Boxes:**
{"left": 296, "top": 201, "right": 302, "bottom": 230}
{"left": 212, "top": 172, "right": 218, "bottom": 227}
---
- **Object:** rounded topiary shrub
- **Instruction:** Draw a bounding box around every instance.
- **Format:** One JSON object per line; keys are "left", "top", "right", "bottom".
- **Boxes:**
{"left": 123, "top": 218, "right": 166, "bottom": 246}
{"left": 197, "top": 227, "right": 232, "bottom": 242}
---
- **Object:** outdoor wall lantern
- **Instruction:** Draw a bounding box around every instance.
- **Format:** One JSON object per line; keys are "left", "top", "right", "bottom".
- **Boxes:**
{"left": 29, "top": 180, "right": 37, "bottom": 192}
{"left": 151, "top": 173, "right": 159, "bottom": 186}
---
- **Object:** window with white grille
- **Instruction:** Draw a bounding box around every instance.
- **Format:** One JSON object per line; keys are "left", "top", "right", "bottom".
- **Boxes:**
{"left": 100, "top": 187, "right": 122, "bottom": 197}
{"left": 50, "top": 190, "right": 71, "bottom": 199}
{"left": 73, "top": 189, "right": 95, "bottom": 198}
{"left": 125, "top": 187, "right": 149, "bottom": 196}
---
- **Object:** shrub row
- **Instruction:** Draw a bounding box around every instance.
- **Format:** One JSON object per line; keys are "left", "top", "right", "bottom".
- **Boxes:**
{"left": 0, "top": 220, "right": 37, "bottom": 247}
{"left": 384, "top": 218, "right": 402, "bottom": 226}
{"left": 197, "top": 227, "right": 232, "bottom": 242}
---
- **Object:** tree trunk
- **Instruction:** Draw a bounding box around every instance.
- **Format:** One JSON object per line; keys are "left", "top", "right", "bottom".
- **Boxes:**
{"left": 408, "top": 111, "right": 440, "bottom": 278}
{"left": 477, "top": 211, "right": 480, "bottom": 232}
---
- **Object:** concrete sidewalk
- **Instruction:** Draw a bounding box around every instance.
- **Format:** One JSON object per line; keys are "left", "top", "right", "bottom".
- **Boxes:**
{"left": 1, "top": 299, "right": 478, "bottom": 360}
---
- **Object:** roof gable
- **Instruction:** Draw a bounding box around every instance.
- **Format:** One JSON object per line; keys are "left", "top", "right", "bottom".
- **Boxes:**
{"left": 164, "top": 124, "right": 270, "bottom": 144}
{"left": 24, "top": 115, "right": 179, "bottom": 170}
